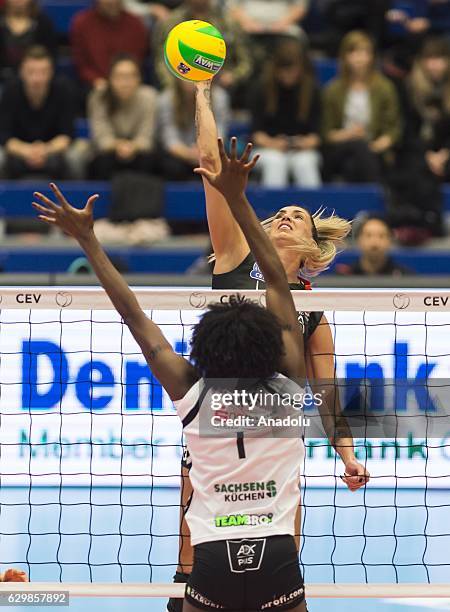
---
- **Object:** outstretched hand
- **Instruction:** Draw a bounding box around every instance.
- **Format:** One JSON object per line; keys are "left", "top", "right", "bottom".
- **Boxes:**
{"left": 32, "top": 183, "right": 99, "bottom": 242}
{"left": 194, "top": 136, "right": 259, "bottom": 200}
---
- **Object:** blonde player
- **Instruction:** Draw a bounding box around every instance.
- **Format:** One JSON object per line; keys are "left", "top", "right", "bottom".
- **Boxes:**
{"left": 32, "top": 139, "right": 368, "bottom": 610}
{"left": 166, "top": 81, "right": 371, "bottom": 612}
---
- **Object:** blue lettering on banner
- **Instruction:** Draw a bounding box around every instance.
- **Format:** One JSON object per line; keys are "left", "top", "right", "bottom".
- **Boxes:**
{"left": 21, "top": 339, "right": 438, "bottom": 413}
{"left": 125, "top": 361, "right": 162, "bottom": 411}
{"left": 345, "top": 341, "right": 437, "bottom": 412}
{"left": 21, "top": 338, "right": 190, "bottom": 412}
{"left": 75, "top": 361, "right": 114, "bottom": 409}
{"left": 22, "top": 341, "right": 69, "bottom": 409}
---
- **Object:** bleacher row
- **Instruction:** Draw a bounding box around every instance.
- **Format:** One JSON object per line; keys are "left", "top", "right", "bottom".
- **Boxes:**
{"left": 3, "top": 181, "right": 450, "bottom": 274}
{"left": 3, "top": 2, "right": 442, "bottom": 277}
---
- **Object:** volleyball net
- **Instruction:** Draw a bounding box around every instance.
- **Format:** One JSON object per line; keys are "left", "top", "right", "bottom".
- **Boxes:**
{"left": 0, "top": 287, "right": 449, "bottom": 599}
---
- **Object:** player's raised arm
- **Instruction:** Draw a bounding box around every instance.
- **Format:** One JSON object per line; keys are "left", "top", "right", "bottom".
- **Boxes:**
{"left": 195, "top": 81, "right": 249, "bottom": 271}
{"left": 32, "top": 184, "right": 196, "bottom": 401}
{"left": 195, "top": 137, "right": 305, "bottom": 379}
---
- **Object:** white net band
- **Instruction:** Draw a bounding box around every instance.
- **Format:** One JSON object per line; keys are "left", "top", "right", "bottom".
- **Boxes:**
{"left": 0, "top": 287, "right": 448, "bottom": 311}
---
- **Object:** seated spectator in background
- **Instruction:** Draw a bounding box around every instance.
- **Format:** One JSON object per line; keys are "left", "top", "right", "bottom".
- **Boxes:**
{"left": 124, "top": 0, "right": 170, "bottom": 24}
{"left": 311, "top": 0, "right": 389, "bottom": 56}
{"left": 335, "top": 214, "right": 412, "bottom": 276}
{"left": 384, "top": 0, "right": 431, "bottom": 75}
{"left": 227, "top": 0, "right": 309, "bottom": 68}
{"left": 0, "top": 46, "right": 76, "bottom": 179}
{"left": 155, "top": 0, "right": 251, "bottom": 103}
{"left": 251, "top": 38, "right": 321, "bottom": 187}
{"left": 0, "top": 0, "right": 57, "bottom": 84}
{"left": 71, "top": 0, "right": 148, "bottom": 93}
{"left": 88, "top": 54, "right": 157, "bottom": 180}
{"left": 228, "top": 0, "right": 309, "bottom": 39}
{"left": 322, "top": 31, "right": 401, "bottom": 183}
{"left": 158, "top": 79, "right": 229, "bottom": 180}
{"left": 389, "top": 37, "right": 450, "bottom": 239}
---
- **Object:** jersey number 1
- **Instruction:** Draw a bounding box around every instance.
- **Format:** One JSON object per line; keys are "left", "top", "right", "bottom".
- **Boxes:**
{"left": 236, "top": 432, "right": 246, "bottom": 459}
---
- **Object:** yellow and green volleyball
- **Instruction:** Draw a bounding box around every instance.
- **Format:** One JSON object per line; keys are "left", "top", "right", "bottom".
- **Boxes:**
{"left": 164, "top": 20, "right": 226, "bottom": 82}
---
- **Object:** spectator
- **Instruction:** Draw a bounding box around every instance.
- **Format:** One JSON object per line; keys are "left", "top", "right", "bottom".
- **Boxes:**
{"left": 319, "top": 1, "right": 389, "bottom": 56}
{"left": 0, "top": 0, "right": 58, "bottom": 84}
{"left": 322, "top": 30, "right": 401, "bottom": 183}
{"left": 88, "top": 54, "right": 158, "bottom": 179}
{"left": 251, "top": 38, "right": 321, "bottom": 187}
{"left": 0, "top": 46, "right": 76, "bottom": 179}
{"left": 228, "top": 0, "right": 309, "bottom": 39}
{"left": 389, "top": 37, "right": 450, "bottom": 239}
{"left": 123, "top": 0, "right": 170, "bottom": 23}
{"left": 226, "top": 0, "right": 309, "bottom": 69}
{"left": 158, "top": 80, "right": 229, "bottom": 180}
{"left": 155, "top": 0, "right": 251, "bottom": 100}
{"left": 71, "top": 0, "right": 149, "bottom": 92}
{"left": 335, "top": 214, "right": 412, "bottom": 275}
{"left": 384, "top": 0, "right": 431, "bottom": 75}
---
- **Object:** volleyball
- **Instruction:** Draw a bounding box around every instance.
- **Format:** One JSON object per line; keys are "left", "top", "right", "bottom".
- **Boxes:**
{"left": 164, "top": 20, "right": 226, "bottom": 82}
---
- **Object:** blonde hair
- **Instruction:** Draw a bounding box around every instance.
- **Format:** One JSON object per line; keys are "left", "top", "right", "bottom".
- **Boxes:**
{"left": 209, "top": 207, "right": 351, "bottom": 278}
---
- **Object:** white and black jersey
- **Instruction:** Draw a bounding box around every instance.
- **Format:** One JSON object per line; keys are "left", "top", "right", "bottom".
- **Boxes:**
{"left": 174, "top": 374, "right": 305, "bottom": 547}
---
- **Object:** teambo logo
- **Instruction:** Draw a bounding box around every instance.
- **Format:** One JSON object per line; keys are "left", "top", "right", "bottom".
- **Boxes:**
{"left": 215, "top": 513, "right": 273, "bottom": 528}
{"left": 214, "top": 480, "right": 276, "bottom": 502}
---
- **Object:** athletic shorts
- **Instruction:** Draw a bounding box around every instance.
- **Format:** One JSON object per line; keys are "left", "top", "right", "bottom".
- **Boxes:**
{"left": 185, "top": 535, "right": 305, "bottom": 611}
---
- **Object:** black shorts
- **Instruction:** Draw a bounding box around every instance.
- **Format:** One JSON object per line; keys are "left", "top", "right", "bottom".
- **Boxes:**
{"left": 185, "top": 535, "right": 304, "bottom": 611}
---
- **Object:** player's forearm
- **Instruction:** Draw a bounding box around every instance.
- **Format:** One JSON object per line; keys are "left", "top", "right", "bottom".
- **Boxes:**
{"left": 195, "top": 81, "right": 220, "bottom": 170}
{"left": 316, "top": 382, "right": 355, "bottom": 458}
{"left": 227, "top": 192, "right": 287, "bottom": 287}
{"left": 334, "top": 440, "right": 356, "bottom": 464}
{"left": 78, "top": 231, "right": 144, "bottom": 324}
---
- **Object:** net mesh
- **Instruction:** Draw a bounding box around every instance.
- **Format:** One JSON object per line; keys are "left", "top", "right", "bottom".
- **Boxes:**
{"left": 0, "top": 288, "right": 448, "bottom": 586}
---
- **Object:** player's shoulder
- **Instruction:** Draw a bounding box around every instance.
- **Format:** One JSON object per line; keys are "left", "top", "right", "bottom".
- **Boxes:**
{"left": 173, "top": 378, "right": 203, "bottom": 420}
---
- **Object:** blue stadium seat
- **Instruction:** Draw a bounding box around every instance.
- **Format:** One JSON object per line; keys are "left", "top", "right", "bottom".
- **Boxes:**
{"left": 313, "top": 58, "right": 338, "bottom": 85}
{"left": 0, "top": 244, "right": 448, "bottom": 274}
{"left": 0, "top": 245, "right": 201, "bottom": 273}
{"left": 39, "top": 0, "right": 89, "bottom": 35}
{"left": 165, "top": 184, "right": 384, "bottom": 220}
{"left": 332, "top": 250, "right": 450, "bottom": 275}
{"left": 0, "top": 181, "right": 384, "bottom": 221}
{"left": 1, "top": 181, "right": 449, "bottom": 274}
{"left": 6, "top": 182, "right": 450, "bottom": 222}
